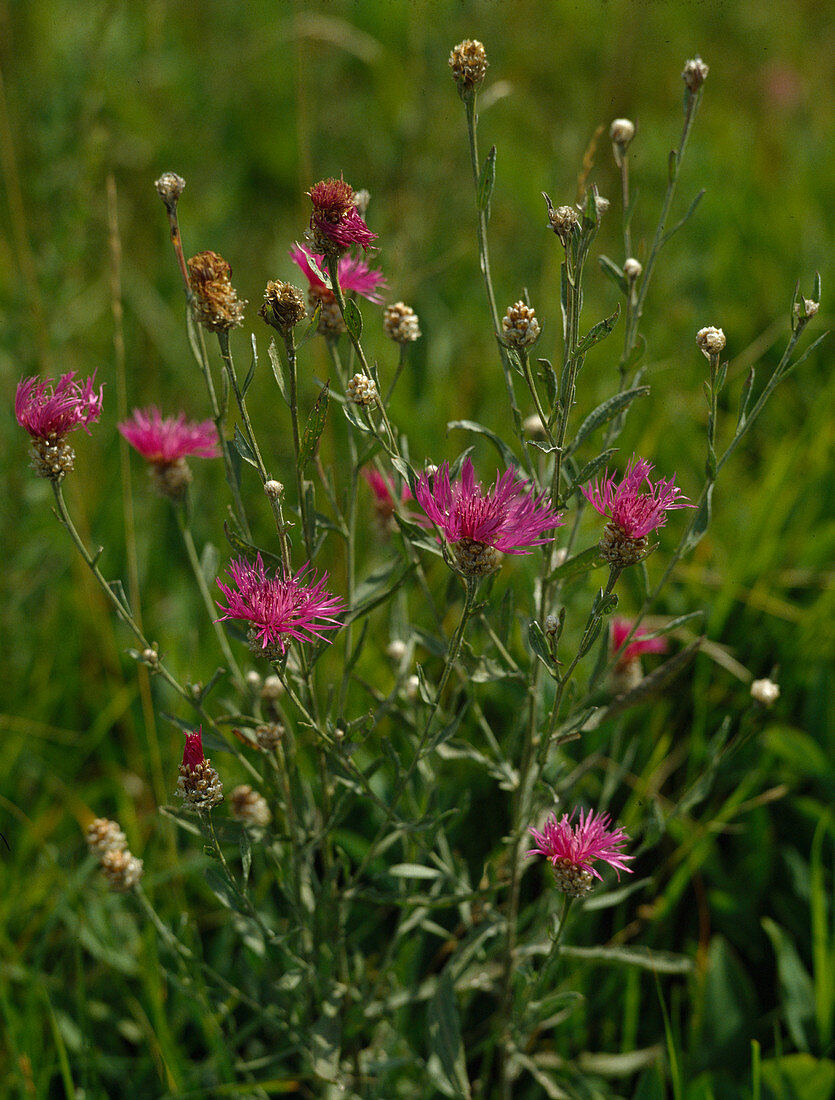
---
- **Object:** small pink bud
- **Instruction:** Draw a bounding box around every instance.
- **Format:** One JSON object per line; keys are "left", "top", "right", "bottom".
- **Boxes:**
{"left": 182, "top": 728, "right": 205, "bottom": 770}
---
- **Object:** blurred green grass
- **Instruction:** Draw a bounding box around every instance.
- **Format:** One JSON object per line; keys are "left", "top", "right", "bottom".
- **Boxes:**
{"left": 1, "top": 0, "right": 833, "bottom": 1094}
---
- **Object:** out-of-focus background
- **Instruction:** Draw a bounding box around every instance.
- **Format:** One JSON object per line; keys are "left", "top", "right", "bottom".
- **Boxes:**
{"left": 1, "top": 1, "right": 833, "bottom": 1094}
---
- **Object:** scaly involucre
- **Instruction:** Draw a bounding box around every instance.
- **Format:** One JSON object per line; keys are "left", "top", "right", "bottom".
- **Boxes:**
{"left": 118, "top": 408, "right": 219, "bottom": 464}
{"left": 15, "top": 372, "right": 103, "bottom": 439}
{"left": 414, "top": 458, "right": 563, "bottom": 553}
{"left": 290, "top": 245, "right": 386, "bottom": 304}
{"left": 582, "top": 455, "right": 691, "bottom": 539}
{"left": 215, "top": 554, "right": 344, "bottom": 652}
{"left": 527, "top": 808, "right": 634, "bottom": 881}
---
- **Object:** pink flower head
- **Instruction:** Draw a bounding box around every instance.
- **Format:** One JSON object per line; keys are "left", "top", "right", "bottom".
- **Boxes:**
{"left": 414, "top": 459, "right": 563, "bottom": 555}
{"left": 611, "top": 617, "right": 667, "bottom": 667}
{"left": 119, "top": 407, "right": 219, "bottom": 465}
{"left": 582, "top": 456, "right": 691, "bottom": 540}
{"left": 362, "top": 467, "right": 413, "bottom": 522}
{"left": 182, "top": 728, "right": 205, "bottom": 770}
{"left": 215, "top": 554, "right": 344, "bottom": 655}
{"left": 527, "top": 808, "right": 634, "bottom": 896}
{"left": 290, "top": 245, "right": 386, "bottom": 305}
{"left": 307, "top": 178, "right": 377, "bottom": 251}
{"left": 15, "top": 371, "right": 103, "bottom": 440}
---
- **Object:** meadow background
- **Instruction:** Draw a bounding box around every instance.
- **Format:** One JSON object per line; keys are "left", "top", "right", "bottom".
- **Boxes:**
{"left": 1, "top": 0, "right": 833, "bottom": 1096}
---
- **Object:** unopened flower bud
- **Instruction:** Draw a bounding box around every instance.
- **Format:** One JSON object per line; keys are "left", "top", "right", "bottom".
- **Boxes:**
{"left": 501, "top": 301, "right": 541, "bottom": 349}
{"left": 383, "top": 302, "right": 421, "bottom": 343}
{"left": 523, "top": 413, "right": 547, "bottom": 439}
{"left": 544, "top": 615, "right": 559, "bottom": 637}
{"left": 259, "top": 280, "right": 307, "bottom": 334}
{"left": 405, "top": 674, "right": 421, "bottom": 702}
{"left": 141, "top": 647, "right": 159, "bottom": 666}
{"left": 100, "top": 848, "right": 144, "bottom": 891}
{"left": 543, "top": 193, "right": 580, "bottom": 246}
{"left": 449, "top": 39, "right": 488, "bottom": 94}
{"left": 261, "top": 675, "right": 285, "bottom": 701}
{"left": 610, "top": 118, "right": 636, "bottom": 147}
{"left": 386, "top": 639, "right": 408, "bottom": 661}
{"left": 229, "top": 784, "right": 272, "bottom": 827}
{"left": 347, "top": 373, "right": 378, "bottom": 407}
{"left": 682, "top": 56, "right": 709, "bottom": 92}
{"left": 86, "top": 818, "right": 127, "bottom": 857}
{"left": 696, "top": 326, "right": 726, "bottom": 358}
{"left": 353, "top": 189, "right": 371, "bottom": 218}
{"left": 177, "top": 728, "right": 223, "bottom": 811}
{"left": 154, "top": 172, "right": 185, "bottom": 213}
{"left": 245, "top": 670, "right": 262, "bottom": 691}
{"left": 751, "top": 678, "right": 780, "bottom": 707}
{"left": 623, "top": 258, "right": 643, "bottom": 281}
{"left": 794, "top": 298, "right": 819, "bottom": 320}
{"left": 264, "top": 479, "right": 284, "bottom": 501}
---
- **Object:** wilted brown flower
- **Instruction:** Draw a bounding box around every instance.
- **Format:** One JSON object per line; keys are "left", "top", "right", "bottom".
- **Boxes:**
{"left": 187, "top": 250, "right": 246, "bottom": 333}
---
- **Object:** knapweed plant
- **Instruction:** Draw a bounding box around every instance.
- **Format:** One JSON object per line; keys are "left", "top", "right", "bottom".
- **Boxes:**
{"left": 17, "top": 43, "right": 824, "bottom": 1099}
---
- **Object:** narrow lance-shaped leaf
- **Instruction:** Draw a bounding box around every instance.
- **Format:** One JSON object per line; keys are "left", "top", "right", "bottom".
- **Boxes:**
{"left": 574, "top": 303, "right": 621, "bottom": 356}
{"left": 598, "top": 255, "right": 627, "bottom": 297}
{"left": 343, "top": 298, "right": 363, "bottom": 342}
{"left": 267, "top": 339, "right": 290, "bottom": 406}
{"left": 299, "top": 381, "right": 329, "bottom": 471}
{"left": 233, "top": 425, "right": 258, "bottom": 468}
{"left": 567, "top": 387, "right": 650, "bottom": 456}
{"left": 660, "top": 188, "right": 705, "bottom": 246}
{"left": 242, "top": 333, "right": 257, "bottom": 396}
{"left": 447, "top": 419, "right": 520, "bottom": 471}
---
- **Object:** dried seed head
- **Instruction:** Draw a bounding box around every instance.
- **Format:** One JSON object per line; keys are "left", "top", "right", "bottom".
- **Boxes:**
{"left": 154, "top": 172, "right": 186, "bottom": 213}
{"left": 255, "top": 721, "right": 284, "bottom": 751}
{"left": 623, "top": 258, "right": 643, "bottom": 281}
{"left": 452, "top": 537, "right": 503, "bottom": 577}
{"left": 260, "top": 280, "right": 307, "bottom": 334}
{"left": 449, "top": 39, "right": 488, "bottom": 93}
{"left": 86, "top": 818, "right": 127, "bottom": 857}
{"left": 187, "top": 250, "right": 246, "bottom": 333}
{"left": 610, "top": 118, "right": 636, "bottom": 147}
{"left": 682, "top": 56, "right": 709, "bottom": 92}
{"left": 599, "top": 522, "right": 650, "bottom": 568}
{"left": 501, "top": 301, "right": 541, "bottom": 349}
{"left": 264, "top": 479, "right": 284, "bottom": 501}
{"left": 551, "top": 856, "right": 596, "bottom": 899}
{"left": 347, "top": 373, "right": 379, "bottom": 407}
{"left": 794, "top": 297, "right": 819, "bottom": 320}
{"left": 696, "top": 326, "right": 726, "bottom": 358}
{"left": 543, "top": 194, "right": 580, "bottom": 245}
{"left": 751, "top": 678, "right": 780, "bottom": 707}
{"left": 100, "top": 848, "right": 144, "bottom": 891}
{"left": 383, "top": 302, "right": 421, "bottom": 344}
{"left": 229, "top": 784, "right": 272, "bottom": 827}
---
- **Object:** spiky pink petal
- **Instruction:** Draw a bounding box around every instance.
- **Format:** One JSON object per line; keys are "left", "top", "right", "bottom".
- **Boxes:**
{"left": 182, "top": 728, "right": 205, "bottom": 769}
{"left": 527, "top": 808, "right": 634, "bottom": 881}
{"left": 582, "top": 455, "right": 691, "bottom": 539}
{"left": 290, "top": 245, "right": 386, "bottom": 304}
{"left": 611, "top": 617, "right": 668, "bottom": 666}
{"left": 118, "top": 407, "right": 219, "bottom": 464}
{"left": 215, "top": 554, "right": 344, "bottom": 652}
{"left": 414, "top": 458, "right": 563, "bottom": 554}
{"left": 15, "top": 371, "right": 103, "bottom": 440}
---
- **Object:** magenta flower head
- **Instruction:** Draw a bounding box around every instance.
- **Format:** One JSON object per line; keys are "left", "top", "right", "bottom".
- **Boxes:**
{"left": 216, "top": 554, "right": 344, "bottom": 662}
{"left": 611, "top": 617, "right": 667, "bottom": 666}
{"left": 307, "top": 177, "right": 377, "bottom": 253}
{"left": 15, "top": 371, "right": 103, "bottom": 480}
{"left": 290, "top": 245, "right": 386, "bottom": 305}
{"left": 177, "top": 727, "right": 223, "bottom": 811}
{"left": 414, "top": 458, "right": 564, "bottom": 576}
{"left": 582, "top": 455, "right": 692, "bottom": 567}
{"left": 119, "top": 407, "right": 219, "bottom": 499}
{"left": 527, "top": 808, "right": 634, "bottom": 898}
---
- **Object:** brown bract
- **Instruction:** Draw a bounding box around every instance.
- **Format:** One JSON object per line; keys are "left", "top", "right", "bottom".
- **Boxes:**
{"left": 187, "top": 250, "right": 246, "bottom": 333}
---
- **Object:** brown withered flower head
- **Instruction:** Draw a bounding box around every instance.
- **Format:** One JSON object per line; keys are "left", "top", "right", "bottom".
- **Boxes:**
{"left": 187, "top": 250, "right": 246, "bottom": 333}
{"left": 260, "top": 280, "right": 307, "bottom": 335}
{"left": 307, "top": 178, "right": 377, "bottom": 254}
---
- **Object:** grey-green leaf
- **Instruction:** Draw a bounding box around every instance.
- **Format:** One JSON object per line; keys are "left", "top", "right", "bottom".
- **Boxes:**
{"left": 299, "top": 381, "right": 330, "bottom": 470}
